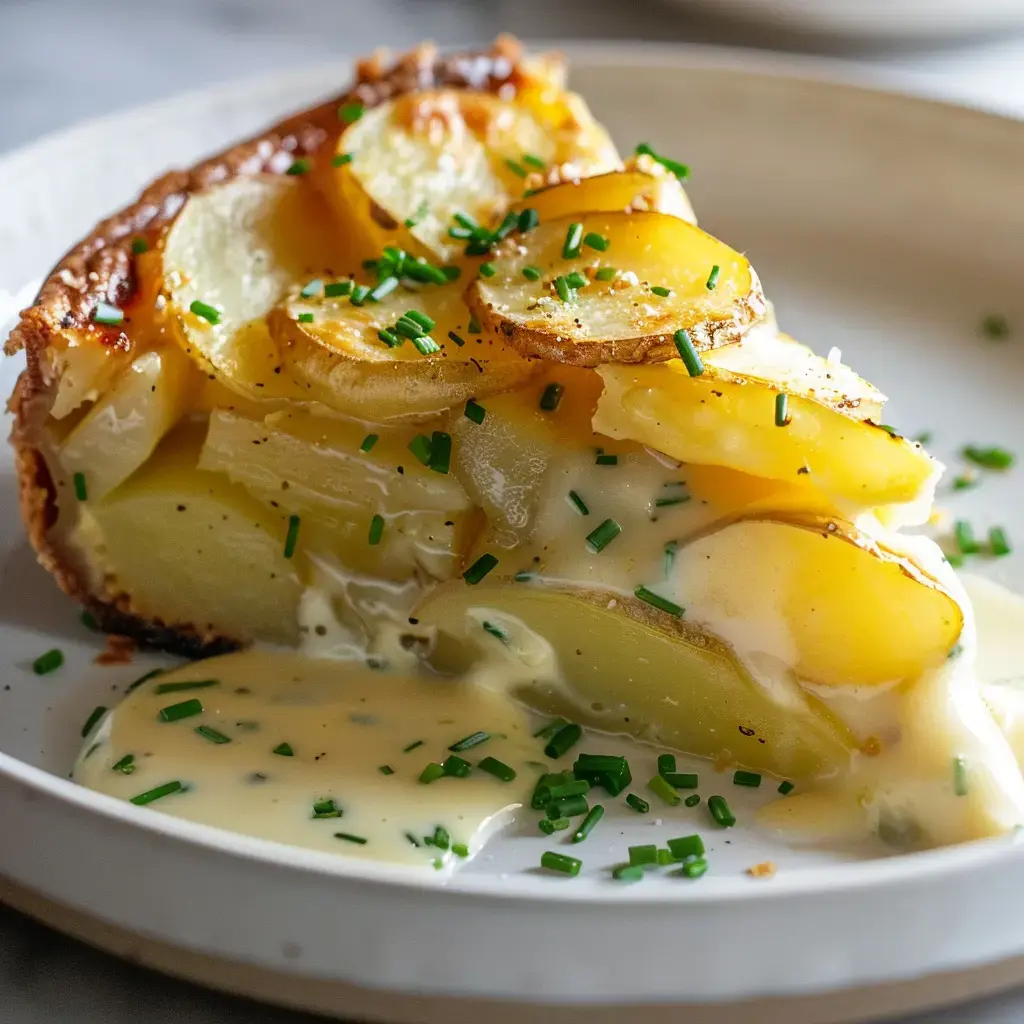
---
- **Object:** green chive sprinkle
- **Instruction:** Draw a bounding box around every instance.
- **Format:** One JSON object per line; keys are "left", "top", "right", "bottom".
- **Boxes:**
{"left": 478, "top": 756, "right": 517, "bottom": 782}
{"left": 449, "top": 731, "right": 490, "bottom": 753}
{"left": 403, "top": 200, "right": 429, "bottom": 228}
{"left": 681, "top": 857, "right": 709, "bottom": 879}
{"left": 658, "top": 754, "right": 677, "bottom": 776}
{"left": 656, "top": 482, "right": 690, "bottom": 508}
{"left": 634, "top": 586, "right": 683, "bottom": 618}
{"left": 111, "top": 754, "right": 136, "bottom": 774}
{"left": 368, "top": 514, "right": 385, "bottom": 546}
{"left": 651, "top": 285, "right": 672, "bottom": 298}
{"left": 468, "top": 314, "right": 481, "bottom": 334}
{"left": 667, "top": 834, "right": 705, "bottom": 860}
{"left": 464, "top": 398, "right": 486, "bottom": 424}
{"left": 403, "top": 740, "right": 425, "bottom": 753}
{"left": 522, "top": 265, "right": 542, "bottom": 281}
{"left": 673, "top": 329, "right": 704, "bottom": 376}
{"left": 955, "top": 520, "right": 981, "bottom": 555}
{"left": 300, "top": 279, "right": 323, "bottom": 299}
{"left": 566, "top": 271, "right": 588, "bottom": 289}
{"left": 628, "top": 844, "right": 658, "bottom": 867}
{"left": 505, "top": 158, "right": 526, "bottom": 178}
{"left": 405, "top": 832, "right": 421, "bottom": 847}
{"left": 991, "top": 526, "right": 1012, "bottom": 556}
{"left": 297, "top": 312, "right": 315, "bottom": 324}
{"left": 70, "top": 470, "right": 88, "bottom": 502}
{"left": 463, "top": 552, "right": 498, "bottom": 585}
{"left": 325, "top": 280, "right": 352, "bottom": 297}
{"left": 663, "top": 540, "right": 678, "bottom": 576}
{"left": 369, "top": 276, "right": 399, "bottom": 302}
{"left": 272, "top": 742, "right": 294, "bottom": 757}
{"left": 80, "top": 609, "right": 100, "bottom": 631}
{"left": 706, "top": 265, "right": 720, "bottom": 290}
{"left": 541, "top": 851, "right": 581, "bottom": 876}
{"left": 522, "top": 153, "right": 545, "bottom": 170}
{"left": 684, "top": 794, "right": 701, "bottom": 807}
{"left": 963, "top": 445, "right": 1015, "bottom": 470}
{"left": 595, "top": 267, "right": 617, "bottom": 281}
{"left": 429, "top": 431, "right": 452, "bottom": 474}
{"left": 708, "top": 794, "right": 736, "bottom": 827}
{"left": 377, "top": 765, "right": 395, "bottom": 776}
{"left": 613, "top": 864, "right": 645, "bottom": 882}
{"left": 189, "top": 300, "right": 221, "bottom": 324}
{"left": 585, "top": 518, "right": 621, "bottom": 554}
{"left": 778, "top": 781, "right": 795, "bottom": 795}
{"left": 377, "top": 328, "right": 399, "bottom": 348}
{"left": 131, "top": 237, "right": 149, "bottom": 255}
{"left": 634, "top": 143, "right": 690, "bottom": 181}
{"left": 554, "top": 275, "right": 574, "bottom": 303}
{"left": 567, "top": 490, "right": 590, "bottom": 516}
{"left": 544, "top": 722, "right": 583, "bottom": 759}
{"left": 130, "top": 781, "right": 184, "bottom": 806}
{"left": 570, "top": 804, "right": 604, "bottom": 843}
{"left": 158, "top": 698, "right": 203, "bottom": 723}
{"left": 408, "top": 434, "right": 432, "bottom": 466}
{"left": 775, "top": 393, "right": 790, "bottom": 427}
{"left": 648, "top": 774, "right": 681, "bottom": 806}
{"left": 595, "top": 452, "right": 618, "bottom": 466}
{"left": 539, "top": 817, "right": 571, "bottom": 834}
{"left": 954, "top": 756, "right": 969, "bottom": 796}
{"left": 334, "top": 832, "right": 368, "bottom": 845}
{"left": 952, "top": 474, "right": 978, "bottom": 491}
{"left": 338, "top": 102, "right": 364, "bottom": 123}
{"left": 312, "top": 798, "right": 342, "bottom": 818}
{"left": 195, "top": 725, "right": 231, "bottom": 744}
{"left": 284, "top": 514, "right": 301, "bottom": 559}
{"left": 534, "top": 718, "right": 567, "bottom": 740}
{"left": 360, "top": 434, "right": 378, "bottom": 453}
{"left": 442, "top": 265, "right": 461, "bottom": 280}
{"left": 432, "top": 825, "right": 450, "bottom": 850}
{"left": 518, "top": 208, "right": 539, "bottom": 233}
{"left": 442, "top": 755, "right": 472, "bottom": 778}
{"left": 452, "top": 843, "right": 470, "bottom": 858}
{"left": 332, "top": 152, "right": 354, "bottom": 167}
{"left": 448, "top": 330, "right": 466, "bottom": 348}
{"left": 946, "top": 552, "right": 965, "bottom": 568}
{"left": 480, "top": 262, "right": 497, "bottom": 278}
{"left": 625, "top": 793, "right": 649, "bottom": 813}
{"left": 432, "top": 858, "right": 444, "bottom": 870}
{"left": 540, "top": 382, "right": 564, "bottom": 411}
{"left": 562, "top": 222, "right": 584, "bottom": 259}
{"left": 93, "top": 301, "right": 124, "bottom": 325}
{"left": 286, "top": 158, "right": 310, "bottom": 176}
{"left": 583, "top": 232, "right": 609, "bottom": 252}
{"left": 982, "top": 313, "right": 1010, "bottom": 339}
{"left": 733, "top": 770, "right": 762, "bottom": 788}
{"left": 32, "top": 648, "right": 64, "bottom": 675}
{"left": 349, "top": 284, "right": 370, "bottom": 306}
{"left": 482, "top": 618, "right": 508, "bottom": 644}
{"left": 81, "top": 706, "right": 106, "bottom": 737}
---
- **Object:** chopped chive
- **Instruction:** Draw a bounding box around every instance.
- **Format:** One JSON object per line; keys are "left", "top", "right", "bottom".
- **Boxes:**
{"left": 403, "top": 200, "right": 429, "bottom": 228}
{"left": 272, "top": 742, "right": 294, "bottom": 756}
{"left": 442, "top": 265, "right": 461, "bottom": 280}
{"left": 562, "top": 222, "right": 584, "bottom": 259}
{"left": 432, "top": 826, "right": 450, "bottom": 850}
{"left": 522, "top": 265, "right": 542, "bottom": 281}
{"left": 403, "top": 740, "right": 425, "bottom": 753}
{"left": 93, "top": 301, "right": 124, "bottom": 326}
{"left": 684, "top": 794, "right": 701, "bottom": 807}
{"left": 368, "top": 276, "right": 399, "bottom": 302}
{"left": 673, "top": 329, "right": 704, "bottom": 377}
{"left": 468, "top": 314, "right": 481, "bottom": 334}
{"left": 432, "top": 858, "right": 444, "bottom": 870}
{"left": 482, "top": 620, "right": 508, "bottom": 644}
{"left": 963, "top": 445, "right": 1015, "bottom": 470}
{"left": 131, "top": 237, "right": 149, "bottom": 255}
{"left": 566, "top": 271, "right": 588, "bottom": 289}
{"left": 708, "top": 794, "right": 736, "bottom": 827}
{"left": 573, "top": 754, "right": 631, "bottom": 796}
{"left": 447, "top": 330, "right": 466, "bottom": 347}
{"left": 32, "top": 648, "right": 64, "bottom": 675}
{"left": 377, "top": 328, "right": 400, "bottom": 347}
{"left": 128, "top": 670, "right": 164, "bottom": 694}
{"left": 541, "top": 851, "right": 582, "bottom": 876}
{"left": 658, "top": 754, "right": 677, "bottom": 776}
{"left": 324, "top": 280, "right": 352, "bottom": 297}
{"left": 667, "top": 834, "right": 705, "bottom": 861}
{"left": 648, "top": 774, "right": 681, "bottom": 806}
{"left": 331, "top": 152, "right": 354, "bottom": 167}
{"left": 334, "top": 832, "right": 368, "bottom": 845}
{"left": 442, "top": 754, "right": 472, "bottom": 778}
{"left": 547, "top": 779, "right": 591, "bottom": 799}
{"left": 990, "top": 526, "right": 1012, "bottom": 556}
{"left": 595, "top": 266, "right": 617, "bottom": 281}
{"left": 954, "top": 756, "right": 969, "bottom": 796}
{"left": 664, "top": 773, "right": 699, "bottom": 789}
{"left": 195, "top": 725, "right": 231, "bottom": 744}
{"left": 681, "top": 857, "right": 709, "bottom": 879}
{"left": 73, "top": 472, "right": 88, "bottom": 501}
{"left": 286, "top": 158, "right": 311, "bottom": 176}
{"left": 613, "top": 864, "right": 645, "bottom": 882}
{"left": 505, "top": 158, "right": 526, "bottom": 177}
{"left": 775, "top": 393, "right": 790, "bottom": 427}
{"left": 513, "top": 571, "right": 536, "bottom": 582}
{"left": 544, "top": 723, "right": 583, "bottom": 759}
{"left": 81, "top": 706, "right": 106, "bottom": 737}
{"left": 479, "top": 262, "right": 497, "bottom": 278}
{"left": 625, "top": 793, "right": 649, "bottom": 813}
{"left": 554, "top": 275, "right": 574, "bottom": 303}
{"left": 300, "top": 279, "right": 323, "bottom": 299}
{"left": 111, "top": 754, "right": 136, "bottom": 774}
{"left": 628, "top": 844, "right": 658, "bottom": 867}
{"left": 463, "top": 552, "right": 498, "bottom": 585}
{"left": 532, "top": 771, "right": 570, "bottom": 809}
{"left": 534, "top": 717, "right": 567, "bottom": 740}
{"left": 982, "top": 313, "right": 1010, "bottom": 339}
{"left": 586, "top": 518, "right": 621, "bottom": 554}
{"left": 449, "top": 226, "right": 473, "bottom": 240}
{"left": 634, "top": 586, "right": 683, "bottom": 618}
{"left": 297, "top": 312, "right": 315, "bottom": 324}
{"left": 650, "top": 285, "right": 672, "bottom": 298}
{"left": 452, "top": 842, "right": 470, "bottom": 858}
{"left": 158, "top": 698, "right": 203, "bottom": 723}
{"left": 539, "top": 817, "right": 571, "bottom": 834}
{"left": 955, "top": 520, "right": 981, "bottom": 555}
{"left": 404, "top": 831, "right": 421, "bottom": 847}
{"left": 80, "top": 609, "right": 100, "bottom": 631}
{"left": 478, "top": 756, "right": 517, "bottom": 782}
{"left": 368, "top": 514, "right": 385, "bottom": 546}
{"left": 429, "top": 431, "right": 452, "bottom": 474}
{"left": 464, "top": 398, "right": 486, "bottom": 424}
{"left": 706, "top": 264, "right": 720, "bottom": 290}
{"left": 448, "top": 731, "right": 490, "bottom": 753}
{"left": 419, "top": 762, "right": 445, "bottom": 784}
{"left": 411, "top": 335, "right": 441, "bottom": 355}
{"left": 571, "top": 804, "right": 604, "bottom": 843}
{"left": 663, "top": 540, "right": 678, "bottom": 576}
{"left": 130, "top": 780, "right": 184, "bottom": 806}
{"left": 733, "top": 770, "right": 762, "bottom": 788}
{"left": 946, "top": 551, "right": 965, "bottom": 568}
{"left": 952, "top": 474, "right": 978, "bottom": 491}
{"left": 453, "top": 211, "right": 478, "bottom": 230}
{"left": 349, "top": 284, "right": 370, "bottom": 306}
{"left": 567, "top": 490, "right": 590, "bottom": 516}
{"left": 283, "top": 514, "right": 301, "bottom": 559}
{"left": 522, "top": 153, "right": 546, "bottom": 170}
{"left": 408, "top": 434, "right": 432, "bottom": 466}
{"left": 583, "top": 231, "right": 609, "bottom": 252}
{"left": 360, "top": 433, "right": 378, "bottom": 453}
{"left": 518, "top": 208, "right": 540, "bottom": 233}
{"left": 338, "top": 101, "right": 364, "bottom": 123}
{"left": 312, "top": 798, "right": 342, "bottom": 819}
{"left": 189, "top": 299, "right": 221, "bottom": 324}
{"left": 378, "top": 764, "right": 395, "bottom": 776}
{"left": 634, "top": 143, "right": 690, "bottom": 181}
{"left": 539, "top": 382, "right": 564, "bottom": 411}
{"left": 657, "top": 848, "right": 675, "bottom": 866}
{"left": 778, "top": 781, "right": 795, "bottom": 795}
{"left": 595, "top": 453, "right": 618, "bottom": 466}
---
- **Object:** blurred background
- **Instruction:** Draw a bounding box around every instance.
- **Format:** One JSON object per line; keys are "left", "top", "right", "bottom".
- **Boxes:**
{"left": 5, "top": 0, "right": 1024, "bottom": 154}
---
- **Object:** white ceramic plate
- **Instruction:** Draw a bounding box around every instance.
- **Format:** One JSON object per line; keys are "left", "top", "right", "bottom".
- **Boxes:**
{"left": 3, "top": 45, "right": 1024, "bottom": 1023}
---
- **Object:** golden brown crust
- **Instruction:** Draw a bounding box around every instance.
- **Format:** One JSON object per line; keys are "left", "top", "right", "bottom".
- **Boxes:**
{"left": 5, "top": 38, "right": 536, "bottom": 655}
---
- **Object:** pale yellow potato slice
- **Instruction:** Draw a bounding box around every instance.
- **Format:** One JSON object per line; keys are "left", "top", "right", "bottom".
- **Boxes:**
{"left": 198, "top": 408, "right": 475, "bottom": 581}
{"left": 466, "top": 212, "right": 766, "bottom": 365}
{"left": 58, "top": 346, "right": 196, "bottom": 501}
{"left": 333, "top": 88, "right": 619, "bottom": 263}
{"left": 162, "top": 175, "right": 350, "bottom": 401}
{"left": 415, "top": 580, "right": 856, "bottom": 780}
{"left": 271, "top": 279, "right": 536, "bottom": 421}
{"left": 595, "top": 334, "right": 937, "bottom": 514}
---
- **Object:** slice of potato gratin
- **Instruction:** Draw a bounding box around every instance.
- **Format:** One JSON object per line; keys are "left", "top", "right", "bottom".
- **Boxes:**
{"left": 9, "top": 38, "right": 1024, "bottom": 851}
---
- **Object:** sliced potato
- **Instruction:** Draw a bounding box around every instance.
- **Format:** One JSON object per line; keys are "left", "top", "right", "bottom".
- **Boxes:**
{"left": 271, "top": 279, "right": 536, "bottom": 421}
{"left": 58, "top": 346, "right": 195, "bottom": 501}
{"left": 198, "top": 408, "right": 475, "bottom": 581}
{"left": 466, "top": 212, "right": 766, "bottom": 365}
{"left": 415, "top": 579, "right": 855, "bottom": 780}
{"left": 162, "top": 176, "right": 351, "bottom": 400}
{"left": 333, "top": 89, "right": 619, "bottom": 263}
{"left": 595, "top": 336, "right": 937, "bottom": 514}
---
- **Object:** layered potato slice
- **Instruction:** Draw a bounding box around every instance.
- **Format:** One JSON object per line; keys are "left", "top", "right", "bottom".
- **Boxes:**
{"left": 466, "top": 212, "right": 766, "bottom": 365}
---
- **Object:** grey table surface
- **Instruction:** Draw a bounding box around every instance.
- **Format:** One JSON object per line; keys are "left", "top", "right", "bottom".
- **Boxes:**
{"left": 6, "top": 1, "right": 1024, "bottom": 1021}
